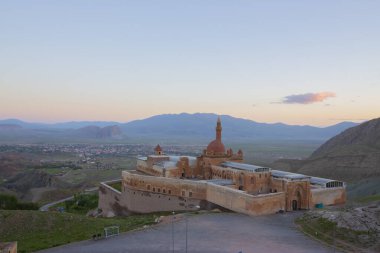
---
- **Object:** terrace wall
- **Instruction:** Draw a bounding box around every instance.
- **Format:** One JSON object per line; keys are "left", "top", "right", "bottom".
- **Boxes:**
{"left": 310, "top": 187, "right": 346, "bottom": 207}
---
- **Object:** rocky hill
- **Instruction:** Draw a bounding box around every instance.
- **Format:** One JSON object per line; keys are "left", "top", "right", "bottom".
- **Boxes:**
{"left": 272, "top": 118, "right": 380, "bottom": 197}
{"left": 76, "top": 125, "right": 123, "bottom": 139}
{"left": 0, "top": 170, "right": 73, "bottom": 202}
{"left": 310, "top": 117, "right": 380, "bottom": 158}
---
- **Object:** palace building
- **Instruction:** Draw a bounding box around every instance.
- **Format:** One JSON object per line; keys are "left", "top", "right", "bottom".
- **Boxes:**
{"left": 99, "top": 118, "right": 346, "bottom": 217}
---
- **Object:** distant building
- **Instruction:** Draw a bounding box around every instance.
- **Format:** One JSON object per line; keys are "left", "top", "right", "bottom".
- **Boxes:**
{"left": 99, "top": 117, "right": 346, "bottom": 217}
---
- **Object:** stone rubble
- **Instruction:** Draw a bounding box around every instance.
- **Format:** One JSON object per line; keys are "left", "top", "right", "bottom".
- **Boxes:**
{"left": 311, "top": 203, "right": 380, "bottom": 232}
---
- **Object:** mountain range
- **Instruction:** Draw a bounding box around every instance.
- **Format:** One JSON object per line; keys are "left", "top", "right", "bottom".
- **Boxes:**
{"left": 0, "top": 113, "right": 359, "bottom": 143}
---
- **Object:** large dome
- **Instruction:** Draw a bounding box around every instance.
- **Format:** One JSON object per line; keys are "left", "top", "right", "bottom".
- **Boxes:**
{"left": 206, "top": 139, "right": 225, "bottom": 154}
{"left": 205, "top": 116, "right": 226, "bottom": 156}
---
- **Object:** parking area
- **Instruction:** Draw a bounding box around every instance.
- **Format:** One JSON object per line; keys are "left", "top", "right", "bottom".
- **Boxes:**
{"left": 38, "top": 212, "right": 335, "bottom": 253}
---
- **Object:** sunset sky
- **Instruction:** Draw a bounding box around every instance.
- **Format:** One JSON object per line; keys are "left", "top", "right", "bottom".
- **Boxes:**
{"left": 1, "top": 1, "right": 379, "bottom": 126}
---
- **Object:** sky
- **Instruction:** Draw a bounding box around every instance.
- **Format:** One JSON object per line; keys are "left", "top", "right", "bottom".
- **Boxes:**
{"left": 1, "top": 0, "right": 379, "bottom": 126}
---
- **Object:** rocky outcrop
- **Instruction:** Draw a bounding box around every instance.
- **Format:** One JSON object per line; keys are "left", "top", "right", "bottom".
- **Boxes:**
{"left": 314, "top": 205, "right": 380, "bottom": 232}
{"left": 2, "top": 170, "right": 70, "bottom": 193}
{"left": 76, "top": 125, "right": 123, "bottom": 139}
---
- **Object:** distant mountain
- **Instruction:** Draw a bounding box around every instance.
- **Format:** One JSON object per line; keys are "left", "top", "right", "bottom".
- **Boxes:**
{"left": 120, "top": 113, "right": 359, "bottom": 142}
{"left": 0, "top": 119, "right": 120, "bottom": 129}
{"left": 75, "top": 125, "right": 123, "bottom": 139}
{"left": 0, "top": 124, "right": 23, "bottom": 130}
{"left": 0, "top": 114, "right": 359, "bottom": 143}
{"left": 272, "top": 117, "right": 380, "bottom": 197}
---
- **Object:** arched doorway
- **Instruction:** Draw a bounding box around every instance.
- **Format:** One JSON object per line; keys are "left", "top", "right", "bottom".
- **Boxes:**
{"left": 238, "top": 173, "right": 244, "bottom": 190}
{"left": 292, "top": 200, "right": 298, "bottom": 210}
{"left": 291, "top": 190, "right": 302, "bottom": 211}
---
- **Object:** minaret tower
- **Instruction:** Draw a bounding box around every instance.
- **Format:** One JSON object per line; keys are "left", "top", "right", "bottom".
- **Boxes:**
{"left": 216, "top": 116, "right": 222, "bottom": 141}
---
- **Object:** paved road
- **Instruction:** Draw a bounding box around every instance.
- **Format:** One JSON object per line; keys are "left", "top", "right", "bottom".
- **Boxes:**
{"left": 37, "top": 212, "right": 337, "bottom": 253}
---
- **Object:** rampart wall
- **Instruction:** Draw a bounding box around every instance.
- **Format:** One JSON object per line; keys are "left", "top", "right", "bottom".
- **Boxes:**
{"left": 206, "top": 183, "right": 285, "bottom": 216}
{"left": 310, "top": 187, "right": 346, "bottom": 207}
{"left": 98, "top": 180, "right": 130, "bottom": 217}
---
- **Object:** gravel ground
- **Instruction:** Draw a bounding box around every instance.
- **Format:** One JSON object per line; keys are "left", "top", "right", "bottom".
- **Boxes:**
{"left": 37, "top": 212, "right": 337, "bottom": 253}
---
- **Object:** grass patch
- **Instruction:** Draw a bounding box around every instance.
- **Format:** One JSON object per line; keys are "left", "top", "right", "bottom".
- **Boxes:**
{"left": 0, "top": 194, "right": 39, "bottom": 210}
{"left": 107, "top": 181, "right": 122, "bottom": 192}
{"left": 354, "top": 194, "right": 380, "bottom": 204}
{"left": 50, "top": 193, "right": 99, "bottom": 215}
{"left": 296, "top": 213, "right": 378, "bottom": 252}
{"left": 0, "top": 210, "right": 156, "bottom": 253}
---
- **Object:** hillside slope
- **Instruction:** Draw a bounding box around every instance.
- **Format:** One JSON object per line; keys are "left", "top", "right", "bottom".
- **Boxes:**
{"left": 272, "top": 118, "right": 380, "bottom": 196}
{"left": 311, "top": 117, "right": 380, "bottom": 158}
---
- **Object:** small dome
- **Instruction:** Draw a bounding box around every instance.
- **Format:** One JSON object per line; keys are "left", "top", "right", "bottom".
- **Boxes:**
{"left": 206, "top": 139, "right": 225, "bottom": 154}
{"left": 154, "top": 144, "right": 162, "bottom": 152}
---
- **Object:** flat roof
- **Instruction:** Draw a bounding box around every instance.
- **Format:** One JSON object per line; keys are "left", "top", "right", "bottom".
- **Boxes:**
{"left": 221, "top": 162, "right": 270, "bottom": 172}
{"left": 310, "top": 177, "right": 344, "bottom": 186}
{"left": 271, "top": 170, "right": 310, "bottom": 180}
{"left": 206, "top": 179, "right": 234, "bottom": 186}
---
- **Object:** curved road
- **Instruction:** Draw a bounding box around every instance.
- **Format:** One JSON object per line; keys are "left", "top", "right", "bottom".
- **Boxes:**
{"left": 39, "top": 187, "right": 98, "bottom": 212}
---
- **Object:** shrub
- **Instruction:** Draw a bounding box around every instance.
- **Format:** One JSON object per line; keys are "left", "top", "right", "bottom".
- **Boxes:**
{"left": 0, "top": 193, "right": 39, "bottom": 210}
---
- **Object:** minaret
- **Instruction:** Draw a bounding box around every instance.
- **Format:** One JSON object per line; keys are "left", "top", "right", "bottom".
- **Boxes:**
{"left": 216, "top": 116, "right": 222, "bottom": 141}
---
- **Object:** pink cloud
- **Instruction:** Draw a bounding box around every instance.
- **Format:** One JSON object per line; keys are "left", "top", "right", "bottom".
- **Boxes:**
{"left": 282, "top": 92, "right": 336, "bottom": 104}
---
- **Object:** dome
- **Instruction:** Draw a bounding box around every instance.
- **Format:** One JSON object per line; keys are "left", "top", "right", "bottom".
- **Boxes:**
{"left": 206, "top": 139, "right": 225, "bottom": 154}
{"left": 154, "top": 144, "right": 162, "bottom": 152}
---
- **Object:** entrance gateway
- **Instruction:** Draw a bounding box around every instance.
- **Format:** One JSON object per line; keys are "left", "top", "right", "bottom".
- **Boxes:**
{"left": 292, "top": 200, "right": 298, "bottom": 210}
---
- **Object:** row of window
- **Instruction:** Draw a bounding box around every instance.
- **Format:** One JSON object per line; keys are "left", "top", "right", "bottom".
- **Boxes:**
{"left": 145, "top": 184, "right": 193, "bottom": 197}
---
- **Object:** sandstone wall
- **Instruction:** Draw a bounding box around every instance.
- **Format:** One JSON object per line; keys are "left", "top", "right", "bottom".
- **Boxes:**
{"left": 210, "top": 165, "right": 271, "bottom": 194}
{"left": 122, "top": 171, "right": 285, "bottom": 216}
{"left": 122, "top": 171, "right": 208, "bottom": 200}
{"left": 310, "top": 187, "right": 346, "bottom": 207}
{"left": 206, "top": 183, "right": 285, "bottom": 216}
{"left": 98, "top": 180, "right": 130, "bottom": 217}
{"left": 123, "top": 188, "right": 203, "bottom": 213}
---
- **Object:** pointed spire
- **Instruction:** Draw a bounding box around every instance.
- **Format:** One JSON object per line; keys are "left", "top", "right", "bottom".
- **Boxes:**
{"left": 216, "top": 116, "right": 222, "bottom": 141}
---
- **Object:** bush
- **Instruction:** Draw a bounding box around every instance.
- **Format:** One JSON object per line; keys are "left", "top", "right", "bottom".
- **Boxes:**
{"left": 0, "top": 194, "right": 39, "bottom": 210}
{"left": 64, "top": 193, "right": 98, "bottom": 214}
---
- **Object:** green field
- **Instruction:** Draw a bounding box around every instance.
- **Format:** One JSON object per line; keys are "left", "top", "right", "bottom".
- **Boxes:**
{"left": 0, "top": 210, "right": 156, "bottom": 253}
{"left": 229, "top": 140, "right": 321, "bottom": 165}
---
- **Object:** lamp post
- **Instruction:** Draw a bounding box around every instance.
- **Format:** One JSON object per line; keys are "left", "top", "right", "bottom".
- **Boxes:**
{"left": 185, "top": 205, "right": 200, "bottom": 253}
{"left": 172, "top": 211, "right": 175, "bottom": 253}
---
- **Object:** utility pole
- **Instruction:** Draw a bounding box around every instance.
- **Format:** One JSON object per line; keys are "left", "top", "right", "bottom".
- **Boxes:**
{"left": 172, "top": 211, "right": 175, "bottom": 253}
{"left": 185, "top": 215, "right": 188, "bottom": 253}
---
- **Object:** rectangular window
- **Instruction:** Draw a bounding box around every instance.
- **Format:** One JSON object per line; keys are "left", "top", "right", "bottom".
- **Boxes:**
{"left": 157, "top": 188, "right": 161, "bottom": 193}
{"left": 189, "top": 191, "right": 192, "bottom": 197}
{"left": 168, "top": 189, "right": 172, "bottom": 194}
{"left": 182, "top": 190, "right": 185, "bottom": 197}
